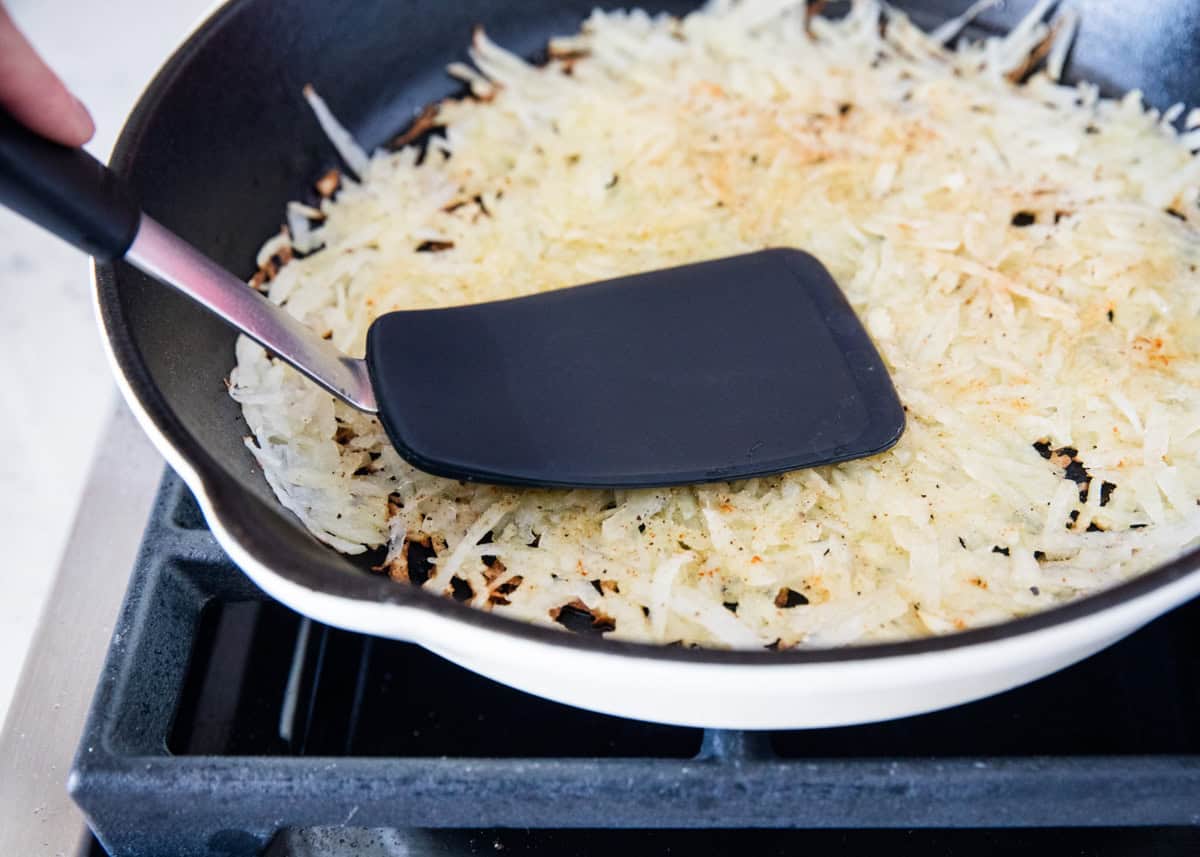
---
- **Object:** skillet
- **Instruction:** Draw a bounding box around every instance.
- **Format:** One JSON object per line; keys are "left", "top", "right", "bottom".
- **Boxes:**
{"left": 95, "top": 0, "right": 1200, "bottom": 728}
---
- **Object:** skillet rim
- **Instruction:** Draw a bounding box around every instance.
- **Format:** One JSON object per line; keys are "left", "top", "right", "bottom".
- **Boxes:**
{"left": 94, "top": 0, "right": 1200, "bottom": 667}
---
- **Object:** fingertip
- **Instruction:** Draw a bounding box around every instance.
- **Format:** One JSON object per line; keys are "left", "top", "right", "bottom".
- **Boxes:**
{"left": 37, "top": 92, "right": 95, "bottom": 147}
{"left": 69, "top": 94, "right": 96, "bottom": 145}
{"left": 0, "top": 6, "right": 94, "bottom": 147}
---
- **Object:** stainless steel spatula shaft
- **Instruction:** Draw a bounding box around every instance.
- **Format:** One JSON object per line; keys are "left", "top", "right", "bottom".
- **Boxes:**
{"left": 127, "top": 214, "right": 377, "bottom": 411}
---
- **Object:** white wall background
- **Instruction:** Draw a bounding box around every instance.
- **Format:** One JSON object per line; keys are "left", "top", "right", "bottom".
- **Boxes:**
{"left": 0, "top": 0, "right": 213, "bottom": 728}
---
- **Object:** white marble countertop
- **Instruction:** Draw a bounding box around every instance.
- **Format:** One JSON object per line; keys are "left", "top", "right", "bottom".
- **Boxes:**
{"left": 0, "top": 0, "right": 214, "bottom": 728}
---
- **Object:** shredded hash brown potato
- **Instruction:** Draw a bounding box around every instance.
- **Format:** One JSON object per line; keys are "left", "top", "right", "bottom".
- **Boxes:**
{"left": 230, "top": 0, "right": 1200, "bottom": 648}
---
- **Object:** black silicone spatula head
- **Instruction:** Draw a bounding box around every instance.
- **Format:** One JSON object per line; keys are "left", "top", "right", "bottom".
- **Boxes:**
{"left": 0, "top": 111, "right": 904, "bottom": 489}
{"left": 367, "top": 249, "right": 904, "bottom": 487}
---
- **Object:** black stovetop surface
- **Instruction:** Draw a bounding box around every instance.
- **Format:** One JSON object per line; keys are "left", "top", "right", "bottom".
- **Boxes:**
{"left": 72, "top": 474, "right": 1200, "bottom": 856}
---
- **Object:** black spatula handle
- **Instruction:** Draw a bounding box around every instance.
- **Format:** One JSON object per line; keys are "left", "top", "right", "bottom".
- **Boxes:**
{"left": 0, "top": 110, "right": 139, "bottom": 261}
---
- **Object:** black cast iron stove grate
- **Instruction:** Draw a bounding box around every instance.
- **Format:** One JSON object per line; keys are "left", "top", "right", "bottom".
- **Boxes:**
{"left": 70, "top": 472, "right": 1200, "bottom": 856}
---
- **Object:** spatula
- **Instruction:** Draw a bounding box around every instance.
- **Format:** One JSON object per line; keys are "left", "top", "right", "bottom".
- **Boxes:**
{"left": 0, "top": 112, "right": 904, "bottom": 487}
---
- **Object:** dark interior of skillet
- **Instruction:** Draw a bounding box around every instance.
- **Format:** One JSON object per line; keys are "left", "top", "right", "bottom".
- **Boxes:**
{"left": 97, "top": 0, "right": 1200, "bottom": 660}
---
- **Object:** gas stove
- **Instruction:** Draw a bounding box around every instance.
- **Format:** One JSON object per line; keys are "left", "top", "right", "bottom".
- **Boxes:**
{"left": 3, "top": 409, "right": 1200, "bottom": 856}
